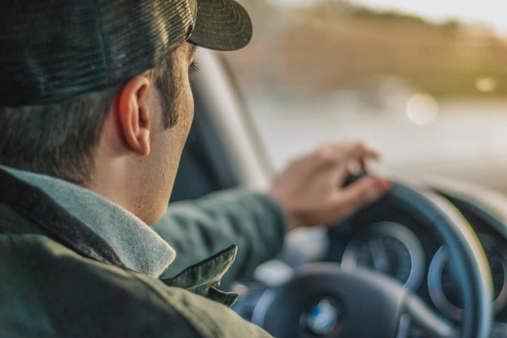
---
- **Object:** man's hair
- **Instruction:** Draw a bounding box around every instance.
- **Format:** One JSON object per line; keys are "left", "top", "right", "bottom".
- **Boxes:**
{"left": 0, "top": 58, "right": 176, "bottom": 184}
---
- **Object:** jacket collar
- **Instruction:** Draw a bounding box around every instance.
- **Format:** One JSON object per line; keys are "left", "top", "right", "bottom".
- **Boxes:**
{"left": 0, "top": 167, "right": 175, "bottom": 277}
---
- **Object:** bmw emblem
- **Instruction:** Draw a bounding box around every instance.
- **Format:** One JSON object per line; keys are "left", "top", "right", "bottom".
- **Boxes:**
{"left": 302, "top": 298, "right": 343, "bottom": 336}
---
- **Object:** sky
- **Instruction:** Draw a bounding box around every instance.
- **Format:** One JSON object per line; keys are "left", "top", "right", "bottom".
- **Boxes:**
{"left": 269, "top": 0, "right": 507, "bottom": 35}
{"left": 355, "top": 0, "right": 507, "bottom": 34}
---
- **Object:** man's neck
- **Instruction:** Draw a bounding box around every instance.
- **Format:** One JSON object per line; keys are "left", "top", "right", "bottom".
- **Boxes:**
{"left": 0, "top": 165, "right": 176, "bottom": 276}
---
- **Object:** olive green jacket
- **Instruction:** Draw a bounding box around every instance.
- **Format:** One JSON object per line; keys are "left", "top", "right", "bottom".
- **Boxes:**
{"left": 0, "top": 167, "right": 286, "bottom": 337}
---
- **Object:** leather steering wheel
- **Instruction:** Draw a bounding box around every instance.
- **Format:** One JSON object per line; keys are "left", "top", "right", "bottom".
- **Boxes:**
{"left": 240, "top": 182, "right": 493, "bottom": 338}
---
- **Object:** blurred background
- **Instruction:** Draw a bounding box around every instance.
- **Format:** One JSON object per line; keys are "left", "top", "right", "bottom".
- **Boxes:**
{"left": 223, "top": 0, "right": 507, "bottom": 192}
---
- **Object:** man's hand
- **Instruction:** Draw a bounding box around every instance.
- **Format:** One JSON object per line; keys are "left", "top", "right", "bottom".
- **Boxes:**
{"left": 270, "top": 142, "right": 390, "bottom": 231}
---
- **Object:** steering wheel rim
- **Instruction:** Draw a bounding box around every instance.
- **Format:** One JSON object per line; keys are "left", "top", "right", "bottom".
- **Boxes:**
{"left": 397, "top": 183, "right": 493, "bottom": 338}
{"left": 247, "top": 182, "right": 493, "bottom": 338}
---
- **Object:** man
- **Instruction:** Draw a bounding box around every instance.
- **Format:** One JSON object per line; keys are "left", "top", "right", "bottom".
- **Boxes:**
{"left": 0, "top": 0, "right": 389, "bottom": 337}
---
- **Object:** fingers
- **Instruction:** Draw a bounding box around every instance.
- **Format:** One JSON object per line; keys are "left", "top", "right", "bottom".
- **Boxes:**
{"left": 313, "top": 142, "right": 379, "bottom": 169}
{"left": 343, "top": 176, "right": 390, "bottom": 205}
{"left": 285, "top": 142, "right": 379, "bottom": 176}
{"left": 331, "top": 176, "right": 390, "bottom": 219}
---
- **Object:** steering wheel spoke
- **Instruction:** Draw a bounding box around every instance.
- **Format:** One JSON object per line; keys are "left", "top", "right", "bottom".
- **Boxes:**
{"left": 397, "top": 294, "right": 457, "bottom": 338}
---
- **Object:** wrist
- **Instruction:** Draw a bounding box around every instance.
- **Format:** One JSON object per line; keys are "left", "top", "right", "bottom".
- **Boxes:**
{"left": 268, "top": 191, "right": 303, "bottom": 232}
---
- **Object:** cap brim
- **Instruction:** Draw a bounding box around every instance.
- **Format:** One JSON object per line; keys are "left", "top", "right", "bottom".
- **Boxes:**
{"left": 188, "top": 0, "right": 252, "bottom": 51}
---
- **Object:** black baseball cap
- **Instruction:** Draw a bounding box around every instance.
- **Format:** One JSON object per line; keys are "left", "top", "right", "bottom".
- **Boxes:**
{"left": 0, "top": 0, "right": 252, "bottom": 106}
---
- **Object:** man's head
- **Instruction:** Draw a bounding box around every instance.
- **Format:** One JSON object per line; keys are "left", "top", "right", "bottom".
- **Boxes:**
{"left": 0, "top": 0, "right": 252, "bottom": 224}
{"left": 0, "top": 42, "right": 196, "bottom": 224}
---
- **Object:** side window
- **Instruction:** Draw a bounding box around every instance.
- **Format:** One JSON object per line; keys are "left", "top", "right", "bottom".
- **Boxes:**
{"left": 225, "top": 1, "right": 507, "bottom": 192}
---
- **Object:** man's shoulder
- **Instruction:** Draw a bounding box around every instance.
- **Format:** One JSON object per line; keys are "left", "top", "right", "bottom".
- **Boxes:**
{"left": 0, "top": 233, "right": 272, "bottom": 338}
{"left": 0, "top": 233, "right": 199, "bottom": 337}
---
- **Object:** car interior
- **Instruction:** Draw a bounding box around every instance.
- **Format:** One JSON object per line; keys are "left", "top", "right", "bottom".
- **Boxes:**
{"left": 170, "top": 1, "right": 507, "bottom": 336}
{"left": 3, "top": 1, "right": 506, "bottom": 338}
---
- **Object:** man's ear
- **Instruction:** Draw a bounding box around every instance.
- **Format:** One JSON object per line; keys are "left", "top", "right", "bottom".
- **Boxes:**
{"left": 116, "top": 75, "right": 152, "bottom": 156}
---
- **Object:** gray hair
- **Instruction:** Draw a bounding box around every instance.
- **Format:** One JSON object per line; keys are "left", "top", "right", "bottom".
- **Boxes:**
{"left": 0, "top": 59, "right": 175, "bottom": 184}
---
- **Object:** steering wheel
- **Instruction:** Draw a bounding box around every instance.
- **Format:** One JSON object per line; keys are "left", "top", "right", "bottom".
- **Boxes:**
{"left": 238, "top": 182, "right": 493, "bottom": 338}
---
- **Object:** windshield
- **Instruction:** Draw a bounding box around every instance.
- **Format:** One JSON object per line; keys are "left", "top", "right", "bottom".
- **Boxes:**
{"left": 225, "top": 0, "right": 507, "bottom": 193}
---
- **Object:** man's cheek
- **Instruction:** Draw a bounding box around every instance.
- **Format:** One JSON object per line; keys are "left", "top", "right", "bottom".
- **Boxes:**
{"left": 182, "top": 80, "right": 195, "bottom": 130}
{"left": 188, "top": 91, "right": 195, "bottom": 123}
